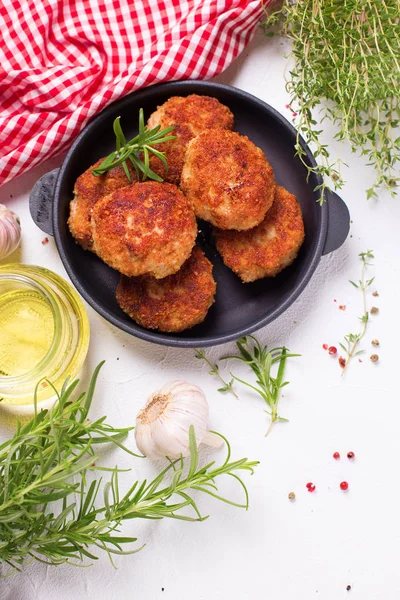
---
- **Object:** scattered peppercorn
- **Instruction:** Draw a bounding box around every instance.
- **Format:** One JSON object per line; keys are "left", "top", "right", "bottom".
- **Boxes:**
{"left": 328, "top": 346, "right": 337, "bottom": 356}
{"left": 371, "top": 339, "right": 379, "bottom": 346}
{"left": 346, "top": 584, "right": 352, "bottom": 591}
{"left": 339, "top": 305, "right": 346, "bottom": 311}
{"left": 340, "top": 481, "right": 349, "bottom": 491}
{"left": 306, "top": 482, "right": 316, "bottom": 492}
{"left": 322, "top": 343, "right": 328, "bottom": 350}
{"left": 370, "top": 306, "right": 379, "bottom": 314}
{"left": 333, "top": 452, "right": 340, "bottom": 460}
{"left": 347, "top": 452, "right": 355, "bottom": 460}
{"left": 372, "top": 291, "right": 379, "bottom": 297}
{"left": 370, "top": 354, "right": 379, "bottom": 363}
{"left": 288, "top": 492, "right": 296, "bottom": 501}
{"left": 41, "top": 237, "right": 49, "bottom": 245}
{"left": 338, "top": 356, "right": 346, "bottom": 369}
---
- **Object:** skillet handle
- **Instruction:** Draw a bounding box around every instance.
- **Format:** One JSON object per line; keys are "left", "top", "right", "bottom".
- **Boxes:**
{"left": 322, "top": 190, "right": 350, "bottom": 256}
{"left": 29, "top": 168, "right": 60, "bottom": 236}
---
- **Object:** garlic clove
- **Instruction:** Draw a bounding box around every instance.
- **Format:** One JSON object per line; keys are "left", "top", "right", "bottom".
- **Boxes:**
{"left": 151, "top": 415, "right": 193, "bottom": 458}
{"left": 0, "top": 204, "right": 21, "bottom": 260}
{"left": 135, "top": 422, "right": 158, "bottom": 459}
{"left": 202, "top": 431, "right": 224, "bottom": 448}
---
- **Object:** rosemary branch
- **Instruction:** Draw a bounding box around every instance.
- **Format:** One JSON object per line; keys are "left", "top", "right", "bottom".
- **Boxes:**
{"left": 222, "top": 336, "right": 299, "bottom": 436}
{"left": 0, "top": 364, "right": 258, "bottom": 572}
{"left": 199, "top": 336, "right": 299, "bottom": 437}
{"left": 92, "top": 109, "right": 176, "bottom": 182}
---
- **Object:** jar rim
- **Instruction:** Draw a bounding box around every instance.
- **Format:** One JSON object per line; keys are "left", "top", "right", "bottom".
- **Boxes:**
{"left": 0, "top": 271, "right": 62, "bottom": 384}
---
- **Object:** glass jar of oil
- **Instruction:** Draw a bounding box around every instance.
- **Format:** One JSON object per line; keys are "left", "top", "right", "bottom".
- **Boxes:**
{"left": 0, "top": 264, "right": 90, "bottom": 409}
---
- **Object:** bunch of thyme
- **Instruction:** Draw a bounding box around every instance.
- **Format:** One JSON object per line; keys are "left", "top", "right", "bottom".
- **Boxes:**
{"left": 264, "top": 0, "right": 400, "bottom": 202}
{"left": 0, "top": 363, "right": 257, "bottom": 572}
{"left": 339, "top": 250, "right": 375, "bottom": 374}
{"left": 92, "top": 109, "right": 175, "bottom": 182}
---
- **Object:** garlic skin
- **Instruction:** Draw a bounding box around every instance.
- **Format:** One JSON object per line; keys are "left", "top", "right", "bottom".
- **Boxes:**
{"left": 135, "top": 381, "right": 222, "bottom": 459}
{"left": 0, "top": 204, "right": 21, "bottom": 260}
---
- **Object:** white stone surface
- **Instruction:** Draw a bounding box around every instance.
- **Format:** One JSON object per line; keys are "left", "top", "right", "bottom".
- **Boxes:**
{"left": 1, "top": 28, "right": 400, "bottom": 600}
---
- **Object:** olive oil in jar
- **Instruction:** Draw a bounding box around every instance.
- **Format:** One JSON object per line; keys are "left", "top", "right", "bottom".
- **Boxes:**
{"left": 0, "top": 265, "right": 90, "bottom": 410}
{"left": 0, "top": 288, "right": 55, "bottom": 377}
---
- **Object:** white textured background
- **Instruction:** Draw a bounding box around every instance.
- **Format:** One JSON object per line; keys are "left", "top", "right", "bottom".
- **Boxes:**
{"left": 1, "top": 28, "right": 400, "bottom": 600}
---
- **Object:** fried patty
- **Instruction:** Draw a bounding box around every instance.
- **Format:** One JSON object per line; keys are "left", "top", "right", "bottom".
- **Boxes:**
{"left": 215, "top": 185, "right": 305, "bottom": 282}
{"left": 116, "top": 246, "right": 216, "bottom": 332}
{"left": 68, "top": 159, "right": 137, "bottom": 250}
{"left": 181, "top": 129, "right": 275, "bottom": 230}
{"left": 91, "top": 182, "right": 197, "bottom": 279}
{"left": 147, "top": 95, "right": 234, "bottom": 184}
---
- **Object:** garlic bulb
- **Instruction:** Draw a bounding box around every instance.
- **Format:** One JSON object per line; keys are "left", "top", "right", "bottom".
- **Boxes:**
{"left": 0, "top": 204, "right": 21, "bottom": 260}
{"left": 135, "top": 381, "right": 222, "bottom": 459}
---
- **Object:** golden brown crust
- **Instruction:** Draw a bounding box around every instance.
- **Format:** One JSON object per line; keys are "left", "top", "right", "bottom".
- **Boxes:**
{"left": 147, "top": 95, "right": 234, "bottom": 184}
{"left": 116, "top": 246, "right": 216, "bottom": 332}
{"left": 181, "top": 129, "right": 275, "bottom": 230}
{"left": 215, "top": 185, "right": 305, "bottom": 282}
{"left": 91, "top": 181, "right": 197, "bottom": 278}
{"left": 68, "top": 158, "right": 137, "bottom": 250}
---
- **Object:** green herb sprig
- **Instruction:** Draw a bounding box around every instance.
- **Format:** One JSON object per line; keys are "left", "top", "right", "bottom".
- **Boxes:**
{"left": 195, "top": 349, "right": 238, "bottom": 398}
{"left": 92, "top": 109, "right": 176, "bottom": 183}
{"left": 223, "top": 337, "right": 299, "bottom": 436}
{"left": 0, "top": 364, "right": 258, "bottom": 572}
{"left": 199, "top": 336, "right": 299, "bottom": 437}
{"left": 339, "top": 250, "right": 375, "bottom": 374}
{"left": 264, "top": 0, "right": 400, "bottom": 202}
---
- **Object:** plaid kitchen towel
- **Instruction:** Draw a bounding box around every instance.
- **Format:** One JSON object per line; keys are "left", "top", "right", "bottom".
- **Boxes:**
{"left": 0, "top": 0, "right": 268, "bottom": 187}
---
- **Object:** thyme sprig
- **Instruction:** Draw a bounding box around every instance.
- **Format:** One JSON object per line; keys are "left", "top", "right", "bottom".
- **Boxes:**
{"left": 92, "top": 109, "right": 176, "bottom": 182}
{"left": 340, "top": 250, "right": 375, "bottom": 375}
{"left": 195, "top": 349, "right": 238, "bottom": 398}
{"left": 0, "top": 363, "right": 258, "bottom": 572}
{"left": 264, "top": 0, "right": 400, "bottom": 202}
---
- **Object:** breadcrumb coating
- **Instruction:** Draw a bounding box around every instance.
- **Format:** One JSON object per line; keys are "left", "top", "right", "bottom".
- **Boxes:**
{"left": 91, "top": 181, "right": 197, "bottom": 278}
{"left": 181, "top": 129, "right": 275, "bottom": 230}
{"left": 147, "top": 94, "right": 234, "bottom": 184}
{"left": 68, "top": 158, "right": 137, "bottom": 250}
{"left": 116, "top": 246, "right": 216, "bottom": 332}
{"left": 215, "top": 185, "right": 305, "bottom": 282}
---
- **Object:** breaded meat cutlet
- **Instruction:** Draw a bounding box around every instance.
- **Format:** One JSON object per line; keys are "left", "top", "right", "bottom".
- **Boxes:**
{"left": 116, "top": 246, "right": 216, "bottom": 332}
{"left": 68, "top": 158, "right": 137, "bottom": 250}
{"left": 147, "top": 95, "right": 234, "bottom": 184}
{"left": 215, "top": 185, "right": 305, "bottom": 282}
{"left": 91, "top": 181, "right": 197, "bottom": 279}
{"left": 181, "top": 129, "right": 275, "bottom": 230}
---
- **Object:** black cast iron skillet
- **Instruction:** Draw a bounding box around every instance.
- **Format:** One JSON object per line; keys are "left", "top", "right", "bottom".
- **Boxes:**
{"left": 30, "top": 81, "right": 350, "bottom": 348}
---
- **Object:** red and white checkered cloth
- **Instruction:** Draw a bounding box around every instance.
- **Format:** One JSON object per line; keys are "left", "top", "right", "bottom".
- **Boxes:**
{"left": 0, "top": 0, "right": 269, "bottom": 187}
